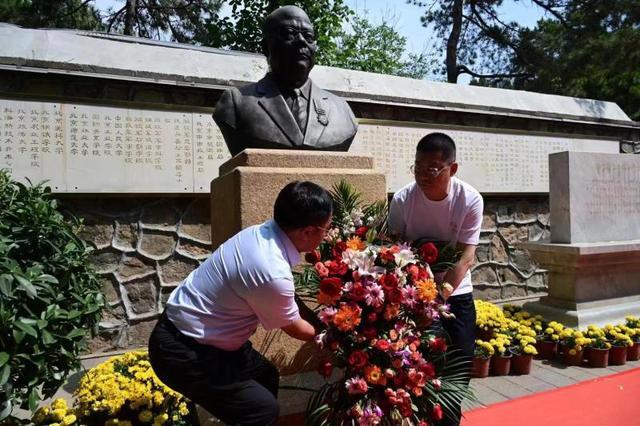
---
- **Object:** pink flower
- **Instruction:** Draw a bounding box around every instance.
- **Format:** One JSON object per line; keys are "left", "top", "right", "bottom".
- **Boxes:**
{"left": 345, "top": 376, "right": 368, "bottom": 395}
{"left": 364, "top": 282, "right": 385, "bottom": 308}
{"left": 315, "top": 262, "right": 329, "bottom": 277}
{"left": 401, "top": 285, "right": 419, "bottom": 308}
{"left": 359, "top": 404, "right": 383, "bottom": 425}
{"left": 318, "top": 307, "right": 337, "bottom": 325}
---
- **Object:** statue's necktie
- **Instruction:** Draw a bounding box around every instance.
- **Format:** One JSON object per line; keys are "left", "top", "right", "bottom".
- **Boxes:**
{"left": 292, "top": 88, "right": 308, "bottom": 135}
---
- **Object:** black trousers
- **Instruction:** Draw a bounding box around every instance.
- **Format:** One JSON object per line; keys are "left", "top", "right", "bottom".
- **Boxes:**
{"left": 438, "top": 292, "right": 476, "bottom": 426}
{"left": 148, "top": 313, "right": 280, "bottom": 426}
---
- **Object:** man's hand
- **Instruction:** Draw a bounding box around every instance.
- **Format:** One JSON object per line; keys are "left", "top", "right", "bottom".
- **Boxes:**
{"left": 281, "top": 318, "right": 316, "bottom": 341}
{"left": 443, "top": 243, "right": 477, "bottom": 292}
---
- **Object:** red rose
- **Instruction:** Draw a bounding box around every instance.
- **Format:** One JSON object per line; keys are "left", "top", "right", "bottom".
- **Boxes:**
{"left": 327, "top": 260, "right": 348, "bottom": 276}
{"left": 355, "top": 226, "right": 369, "bottom": 238}
{"left": 305, "top": 250, "right": 321, "bottom": 264}
{"left": 366, "top": 311, "right": 378, "bottom": 323}
{"left": 432, "top": 404, "right": 443, "bottom": 421}
{"left": 420, "top": 362, "right": 436, "bottom": 379}
{"left": 420, "top": 242, "right": 439, "bottom": 264}
{"left": 379, "top": 274, "right": 399, "bottom": 292}
{"left": 349, "top": 282, "right": 367, "bottom": 301}
{"left": 319, "top": 277, "right": 342, "bottom": 298}
{"left": 387, "top": 288, "right": 403, "bottom": 304}
{"left": 332, "top": 241, "right": 347, "bottom": 260}
{"left": 348, "top": 350, "right": 369, "bottom": 369}
{"left": 375, "top": 339, "right": 391, "bottom": 351}
{"left": 429, "top": 337, "right": 447, "bottom": 353}
{"left": 318, "top": 360, "right": 333, "bottom": 378}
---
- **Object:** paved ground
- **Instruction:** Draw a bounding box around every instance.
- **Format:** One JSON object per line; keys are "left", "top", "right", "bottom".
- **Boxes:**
{"left": 11, "top": 352, "right": 640, "bottom": 423}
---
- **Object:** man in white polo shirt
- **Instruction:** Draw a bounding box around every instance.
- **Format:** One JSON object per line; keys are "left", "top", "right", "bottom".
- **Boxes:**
{"left": 149, "top": 181, "right": 331, "bottom": 426}
{"left": 389, "top": 132, "right": 483, "bottom": 426}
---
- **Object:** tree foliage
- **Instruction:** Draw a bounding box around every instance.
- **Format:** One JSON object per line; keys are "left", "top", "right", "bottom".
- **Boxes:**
{"left": 324, "top": 15, "right": 433, "bottom": 79}
{"left": 0, "top": 0, "right": 103, "bottom": 30}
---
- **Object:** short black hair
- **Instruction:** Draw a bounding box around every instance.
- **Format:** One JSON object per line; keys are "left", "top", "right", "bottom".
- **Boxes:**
{"left": 416, "top": 132, "right": 456, "bottom": 163}
{"left": 274, "top": 181, "right": 333, "bottom": 230}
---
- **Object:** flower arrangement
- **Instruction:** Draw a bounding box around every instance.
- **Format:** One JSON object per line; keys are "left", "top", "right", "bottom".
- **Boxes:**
{"left": 32, "top": 351, "right": 192, "bottom": 426}
{"left": 559, "top": 329, "right": 591, "bottom": 355}
{"left": 32, "top": 398, "right": 77, "bottom": 426}
{"left": 474, "top": 340, "right": 494, "bottom": 359}
{"left": 297, "top": 181, "right": 473, "bottom": 426}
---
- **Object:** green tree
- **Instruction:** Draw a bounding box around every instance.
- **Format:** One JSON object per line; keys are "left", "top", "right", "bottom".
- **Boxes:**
{"left": 504, "top": 0, "right": 640, "bottom": 120}
{"left": 102, "top": 0, "right": 223, "bottom": 42}
{"left": 0, "top": 0, "right": 103, "bottom": 30}
{"left": 324, "top": 15, "right": 433, "bottom": 79}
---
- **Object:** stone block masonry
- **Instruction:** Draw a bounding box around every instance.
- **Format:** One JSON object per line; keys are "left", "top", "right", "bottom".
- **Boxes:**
{"left": 61, "top": 194, "right": 549, "bottom": 354}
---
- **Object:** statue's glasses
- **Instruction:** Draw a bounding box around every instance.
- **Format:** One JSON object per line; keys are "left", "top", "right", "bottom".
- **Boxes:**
{"left": 410, "top": 163, "right": 452, "bottom": 178}
{"left": 277, "top": 27, "right": 316, "bottom": 44}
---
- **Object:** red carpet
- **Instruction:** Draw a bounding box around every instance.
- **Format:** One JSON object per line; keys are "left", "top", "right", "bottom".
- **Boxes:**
{"left": 463, "top": 368, "right": 640, "bottom": 425}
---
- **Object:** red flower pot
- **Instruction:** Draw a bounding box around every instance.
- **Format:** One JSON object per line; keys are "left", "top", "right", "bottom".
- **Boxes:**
{"left": 609, "top": 346, "right": 628, "bottom": 365}
{"left": 472, "top": 357, "right": 491, "bottom": 378}
{"left": 563, "top": 347, "right": 584, "bottom": 366}
{"left": 510, "top": 354, "right": 533, "bottom": 375}
{"left": 490, "top": 354, "right": 512, "bottom": 376}
{"left": 587, "top": 347, "right": 609, "bottom": 368}
{"left": 535, "top": 340, "right": 557, "bottom": 360}
{"left": 627, "top": 342, "right": 640, "bottom": 361}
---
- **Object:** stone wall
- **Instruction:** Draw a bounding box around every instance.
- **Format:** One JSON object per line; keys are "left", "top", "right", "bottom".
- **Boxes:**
{"left": 61, "top": 193, "right": 549, "bottom": 354}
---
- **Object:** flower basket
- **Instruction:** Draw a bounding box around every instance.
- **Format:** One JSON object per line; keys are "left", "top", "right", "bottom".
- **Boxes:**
{"left": 587, "top": 347, "right": 609, "bottom": 368}
{"left": 490, "top": 354, "right": 512, "bottom": 376}
{"left": 563, "top": 346, "right": 584, "bottom": 366}
{"left": 510, "top": 354, "right": 533, "bottom": 375}
{"left": 627, "top": 342, "right": 640, "bottom": 361}
{"left": 609, "top": 345, "right": 628, "bottom": 365}
{"left": 535, "top": 340, "right": 557, "bottom": 360}
{"left": 472, "top": 357, "right": 491, "bottom": 378}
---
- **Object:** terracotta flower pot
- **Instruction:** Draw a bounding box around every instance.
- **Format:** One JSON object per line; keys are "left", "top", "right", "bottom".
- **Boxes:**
{"left": 490, "top": 354, "right": 512, "bottom": 376}
{"left": 535, "top": 340, "right": 557, "bottom": 360}
{"left": 476, "top": 328, "right": 494, "bottom": 341}
{"left": 472, "top": 357, "right": 491, "bottom": 378}
{"left": 563, "top": 347, "right": 584, "bottom": 366}
{"left": 627, "top": 342, "right": 640, "bottom": 361}
{"left": 510, "top": 354, "right": 533, "bottom": 375}
{"left": 609, "top": 345, "right": 628, "bottom": 365}
{"left": 587, "top": 347, "right": 609, "bottom": 368}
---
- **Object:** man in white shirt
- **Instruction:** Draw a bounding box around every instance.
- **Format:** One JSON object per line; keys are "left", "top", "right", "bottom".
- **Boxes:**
{"left": 389, "top": 132, "right": 483, "bottom": 426}
{"left": 149, "top": 181, "right": 331, "bottom": 425}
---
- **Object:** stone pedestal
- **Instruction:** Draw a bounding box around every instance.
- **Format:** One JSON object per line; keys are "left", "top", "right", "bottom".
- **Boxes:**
{"left": 210, "top": 148, "right": 387, "bottom": 249}
{"left": 523, "top": 240, "right": 640, "bottom": 328}
{"left": 206, "top": 148, "right": 386, "bottom": 423}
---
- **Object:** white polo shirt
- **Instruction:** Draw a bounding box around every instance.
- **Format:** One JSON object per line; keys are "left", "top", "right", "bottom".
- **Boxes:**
{"left": 388, "top": 177, "right": 483, "bottom": 296}
{"left": 165, "top": 220, "right": 301, "bottom": 351}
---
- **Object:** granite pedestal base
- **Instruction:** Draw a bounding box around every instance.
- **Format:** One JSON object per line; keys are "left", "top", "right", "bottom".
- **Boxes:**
{"left": 522, "top": 240, "right": 640, "bottom": 328}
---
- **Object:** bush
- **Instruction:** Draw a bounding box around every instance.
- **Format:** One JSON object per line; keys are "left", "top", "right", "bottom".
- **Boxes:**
{"left": 0, "top": 170, "right": 105, "bottom": 419}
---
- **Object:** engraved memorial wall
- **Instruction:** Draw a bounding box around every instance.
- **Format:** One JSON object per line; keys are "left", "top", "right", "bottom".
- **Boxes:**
{"left": 0, "top": 100, "right": 620, "bottom": 194}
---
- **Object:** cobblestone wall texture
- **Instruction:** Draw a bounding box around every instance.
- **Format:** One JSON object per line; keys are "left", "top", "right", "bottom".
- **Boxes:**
{"left": 61, "top": 194, "right": 549, "bottom": 353}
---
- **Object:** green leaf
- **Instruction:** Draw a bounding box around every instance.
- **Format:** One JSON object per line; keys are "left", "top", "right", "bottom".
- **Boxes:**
{"left": 15, "top": 275, "right": 37, "bottom": 298}
{"left": 41, "top": 330, "right": 56, "bottom": 345}
{"left": 0, "top": 352, "right": 9, "bottom": 367}
{"left": 0, "top": 364, "right": 10, "bottom": 385}
{"left": 13, "top": 329, "right": 25, "bottom": 344}
{"left": 14, "top": 320, "right": 38, "bottom": 337}
{"left": 28, "top": 387, "right": 39, "bottom": 412}
{"left": 66, "top": 329, "right": 86, "bottom": 339}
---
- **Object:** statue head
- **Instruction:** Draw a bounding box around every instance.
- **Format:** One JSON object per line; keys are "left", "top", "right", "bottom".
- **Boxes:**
{"left": 261, "top": 5, "right": 317, "bottom": 89}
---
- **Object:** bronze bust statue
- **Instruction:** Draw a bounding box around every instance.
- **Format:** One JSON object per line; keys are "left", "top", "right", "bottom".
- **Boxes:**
{"left": 213, "top": 5, "right": 358, "bottom": 157}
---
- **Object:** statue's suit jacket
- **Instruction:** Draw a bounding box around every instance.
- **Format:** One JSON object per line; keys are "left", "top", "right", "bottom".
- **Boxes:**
{"left": 213, "top": 73, "right": 358, "bottom": 157}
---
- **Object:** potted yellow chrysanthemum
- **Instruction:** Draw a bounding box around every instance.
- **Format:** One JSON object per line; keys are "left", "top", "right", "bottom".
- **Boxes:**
{"left": 488, "top": 334, "right": 512, "bottom": 376}
{"left": 604, "top": 325, "right": 633, "bottom": 366}
{"left": 472, "top": 340, "right": 494, "bottom": 378}
{"left": 559, "top": 328, "right": 590, "bottom": 366}
{"left": 625, "top": 316, "right": 640, "bottom": 361}
{"left": 584, "top": 325, "right": 611, "bottom": 368}
{"left": 508, "top": 326, "right": 538, "bottom": 375}
{"left": 536, "top": 321, "right": 564, "bottom": 360}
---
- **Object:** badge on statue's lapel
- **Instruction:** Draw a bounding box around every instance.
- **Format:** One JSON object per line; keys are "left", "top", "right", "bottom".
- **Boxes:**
{"left": 314, "top": 99, "right": 329, "bottom": 126}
